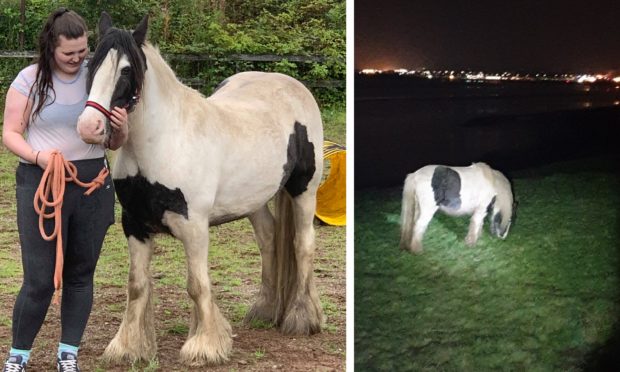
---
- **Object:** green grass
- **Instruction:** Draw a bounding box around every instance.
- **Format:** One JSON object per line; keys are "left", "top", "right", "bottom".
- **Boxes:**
{"left": 254, "top": 347, "right": 266, "bottom": 359}
{"left": 355, "top": 157, "right": 620, "bottom": 371}
{"left": 322, "top": 104, "right": 346, "bottom": 145}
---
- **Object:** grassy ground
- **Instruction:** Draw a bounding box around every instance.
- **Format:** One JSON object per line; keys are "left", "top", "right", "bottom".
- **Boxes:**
{"left": 355, "top": 157, "right": 620, "bottom": 371}
{"left": 0, "top": 105, "right": 346, "bottom": 370}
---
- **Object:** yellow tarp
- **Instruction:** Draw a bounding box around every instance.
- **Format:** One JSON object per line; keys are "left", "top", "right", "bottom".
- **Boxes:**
{"left": 315, "top": 141, "right": 346, "bottom": 226}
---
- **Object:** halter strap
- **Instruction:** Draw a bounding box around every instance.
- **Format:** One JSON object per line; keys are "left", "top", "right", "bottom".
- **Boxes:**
{"left": 85, "top": 94, "right": 141, "bottom": 119}
{"left": 85, "top": 100, "right": 113, "bottom": 120}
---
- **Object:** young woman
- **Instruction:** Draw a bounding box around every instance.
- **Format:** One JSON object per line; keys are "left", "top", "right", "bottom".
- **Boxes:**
{"left": 2, "top": 8, "right": 128, "bottom": 372}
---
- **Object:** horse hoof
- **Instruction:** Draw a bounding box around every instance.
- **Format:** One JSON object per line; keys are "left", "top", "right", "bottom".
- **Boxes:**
{"left": 279, "top": 299, "right": 324, "bottom": 335}
{"left": 244, "top": 303, "right": 275, "bottom": 327}
{"left": 465, "top": 237, "right": 478, "bottom": 247}
{"left": 179, "top": 330, "right": 233, "bottom": 366}
{"left": 103, "top": 335, "right": 156, "bottom": 363}
{"left": 408, "top": 241, "right": 424, "bottom": 254}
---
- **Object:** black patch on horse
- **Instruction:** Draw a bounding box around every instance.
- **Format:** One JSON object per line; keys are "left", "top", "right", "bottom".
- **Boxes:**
{"left": 492, "top": 211, "right": 504, "bottom": 236}
{"left": 114, "top": 173, "right": 188, "bottom": 242}
{"left": 281, "top": 122, "right": 316, "bottom": 197}
{"left": 486, "top": 196, "right": 496, "bottom": 215}
{"left": 87, "top": 27, "right": 147, "bottom": 110}
{"left": 431, "top": 166, "right": 461, "bottom": 209}
{"left": 487, "top": 196, "right": 501, "bottom": 236}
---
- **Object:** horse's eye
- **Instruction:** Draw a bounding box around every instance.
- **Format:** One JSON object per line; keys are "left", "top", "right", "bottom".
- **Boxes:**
{"left": 121, "top": 67, "right": 131, "bottom": 76}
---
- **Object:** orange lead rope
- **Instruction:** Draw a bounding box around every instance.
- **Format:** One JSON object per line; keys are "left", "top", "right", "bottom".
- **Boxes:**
{"left": 33, "top": 151, "right": 109, "bottom": 305}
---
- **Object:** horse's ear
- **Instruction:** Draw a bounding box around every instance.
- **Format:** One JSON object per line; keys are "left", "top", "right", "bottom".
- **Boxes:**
{"left": 132, "top": 15, "right": 149, "bottom": 46}
{"left": 98, "top": 11, "right": 113, "bottom": 42}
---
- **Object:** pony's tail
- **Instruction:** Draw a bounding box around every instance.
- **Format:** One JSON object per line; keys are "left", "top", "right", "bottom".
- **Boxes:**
{"left": 400, "top": 175, "right": 417, "bottom": 251}
{"left": 273, "top": 190, "right": 296, "bottom": 324}
{"left": 272, "top": 189, "right": 323, "bottom": 335}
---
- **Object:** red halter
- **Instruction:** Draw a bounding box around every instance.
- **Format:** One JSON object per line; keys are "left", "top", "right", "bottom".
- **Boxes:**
{"left": 85, "top": 95, "right": 140, "bottom": 119}
{"left": 85, "top": 100, "right": 113, "bottom": 120}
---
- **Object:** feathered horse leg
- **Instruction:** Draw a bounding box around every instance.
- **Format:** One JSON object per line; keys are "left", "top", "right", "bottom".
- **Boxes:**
{"left": 103, "top": 235, "right": 157, "bottom": 363}
{"left": 245, "top": 204, "right": 277, "bottom": 325}
{"left": 163, "top": 211, "right": 232, "bottom": 366}
{"left": 465, "top": 207, "right": 488, "bottom": 246}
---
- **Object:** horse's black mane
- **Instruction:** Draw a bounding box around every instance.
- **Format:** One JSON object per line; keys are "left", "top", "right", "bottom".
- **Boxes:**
{"left": 86, "top": 27, "right": 146, "bottom": 94}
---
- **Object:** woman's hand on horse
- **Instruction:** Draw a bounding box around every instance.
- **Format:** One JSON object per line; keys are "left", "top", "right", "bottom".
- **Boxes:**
{"left": 107, "top": 107, "right": 129, "bottom": 150}
{"left": 110, "top": 107, "right": 128, "bottom": 135}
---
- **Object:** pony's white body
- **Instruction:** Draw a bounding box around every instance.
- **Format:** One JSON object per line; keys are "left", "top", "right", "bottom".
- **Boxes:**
{"left": 77, "top": 15, "right": 324, "bottom": 367}
{"left": 115, "top": 47, "right": 322, "bottom": 221}
{"left": 400, "top": 162, "right": 513, "bottom": 253}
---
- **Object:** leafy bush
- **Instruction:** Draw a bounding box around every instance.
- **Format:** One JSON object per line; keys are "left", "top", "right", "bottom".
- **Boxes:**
{"left": 0, "top": 0, "right": 345, "bottom": 107}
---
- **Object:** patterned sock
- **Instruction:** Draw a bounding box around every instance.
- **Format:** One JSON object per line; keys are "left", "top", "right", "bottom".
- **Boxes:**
{"left": 8, "top": 348, "right": 31, "bottom": 365}
{"left": 57, "top": 343, "right": 79, "bottom": 359}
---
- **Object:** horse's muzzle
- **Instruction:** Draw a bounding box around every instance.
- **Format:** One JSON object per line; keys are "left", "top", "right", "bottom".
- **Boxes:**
{"left": 77, "top": 109, "right": 109, "bottom": 145}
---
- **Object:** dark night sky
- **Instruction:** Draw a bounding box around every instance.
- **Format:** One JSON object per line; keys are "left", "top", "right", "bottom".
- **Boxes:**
{"left": 355, "top": 0, "right": 620, "bottom": 73}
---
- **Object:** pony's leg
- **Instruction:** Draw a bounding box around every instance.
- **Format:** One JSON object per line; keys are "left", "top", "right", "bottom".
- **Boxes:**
{"left": 162, "top": 211, "right": 232, "bottom": 366}
{"left": 245, "top": 204, "right": 276, "bottom": 324}
{"left": 279, "top": 191, "right": 324, "bottom": 335}
{"left": 465, "top": 208, "right": 488, "bottom": 246}
{"left": 104, "top": 235, "right": 157, "bottom": 362}
{"left": 399, "top": 178, "right": 417, "bottom": 251}
{"left": 408, "top": 199, "right": 437, "bottom": 254}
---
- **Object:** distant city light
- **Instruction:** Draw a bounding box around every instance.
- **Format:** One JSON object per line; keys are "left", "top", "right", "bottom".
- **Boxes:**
{"left": 357, "top": 67, "right": 619, "bottom": 87}
{"left": 466, "top": 72, "right": 484, "bottom": 80}
{"left": 423, "top": 71, "right": 433, "bottom": 79}
{"left": 360, "top": 69, "right": 382, "bottom": 75}
{"left": 577, "top": 75, "right": 597, "bottom": 83}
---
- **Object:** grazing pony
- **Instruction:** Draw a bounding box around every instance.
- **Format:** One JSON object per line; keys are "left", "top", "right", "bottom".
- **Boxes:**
{"left": 76, "top": 13, "right": 324, "bottom": 366}
{"left": 400, "top": 162, "right": 514, "bottom": 253}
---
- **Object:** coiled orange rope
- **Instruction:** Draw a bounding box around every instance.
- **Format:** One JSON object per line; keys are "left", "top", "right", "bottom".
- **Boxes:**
{"left": 33, "top": 151, "right": 109, "bottom": 305}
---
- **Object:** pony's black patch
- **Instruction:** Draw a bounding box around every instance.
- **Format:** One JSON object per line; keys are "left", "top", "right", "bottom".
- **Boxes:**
{"left": 431, "top": 166, "right": 461, "bottom": 209}
{"left": 486, "top": 196, "right": 496, "bottom": 215}
{"left": 491, "top": 211, "right": 507, "bottom": 237}
{"left": 281, "top": 122, "right": 316, "bottom": 197}
{"left": 114, "top": 173, "right": 188, "bottom": 242}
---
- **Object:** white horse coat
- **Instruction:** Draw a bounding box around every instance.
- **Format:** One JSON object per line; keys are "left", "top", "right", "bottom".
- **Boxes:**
{"left": 77, "top": 13, "right": 324, "bottom": 366}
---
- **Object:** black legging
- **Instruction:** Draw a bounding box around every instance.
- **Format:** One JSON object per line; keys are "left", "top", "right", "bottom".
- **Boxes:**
{"left": 12, "top": 158, "right": 115, "bottom": 349}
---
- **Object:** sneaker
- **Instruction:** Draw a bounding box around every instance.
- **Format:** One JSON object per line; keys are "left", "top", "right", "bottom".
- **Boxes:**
{"left": 3, "top": 355, "right": 26, "bottom": 372}
{"left": 56, "top": 352, "right": 79, "bottom": 372}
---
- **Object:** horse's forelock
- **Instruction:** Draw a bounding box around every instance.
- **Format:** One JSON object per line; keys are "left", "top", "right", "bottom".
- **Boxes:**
{"left": 87, "top": 28, "right": 146, "bottom": 94}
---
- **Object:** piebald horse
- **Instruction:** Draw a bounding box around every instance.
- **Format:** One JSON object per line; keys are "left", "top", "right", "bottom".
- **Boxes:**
{"left": 77, "top": 13, "right": 324, "bottom": 366}
{"left": 400, "top": 162, "right": 514, "bottom": 253}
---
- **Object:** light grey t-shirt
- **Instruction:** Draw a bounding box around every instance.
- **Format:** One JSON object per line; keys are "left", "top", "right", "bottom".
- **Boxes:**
{"left": 11, "top": 63, "right": 105, "bottom": 162}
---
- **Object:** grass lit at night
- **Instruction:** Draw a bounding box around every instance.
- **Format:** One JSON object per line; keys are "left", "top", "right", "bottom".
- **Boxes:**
{"left": 355, "top": 158, "right": 619, "bottom": 370}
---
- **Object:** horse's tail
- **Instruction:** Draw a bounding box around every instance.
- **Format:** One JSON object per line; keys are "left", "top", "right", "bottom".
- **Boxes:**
{"left": 272, "top": 189, "right": 323, "bottom": 335}
{"left": 400, "top": 174, "right": 418, "bottom": 251}
{"left": 274, "top": 190, "right": 296, "bottom": 324}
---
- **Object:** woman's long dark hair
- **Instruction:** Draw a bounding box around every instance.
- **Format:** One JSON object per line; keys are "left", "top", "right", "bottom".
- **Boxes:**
{"left": 29, "top": 8, "right": 88, "bottom": 120}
